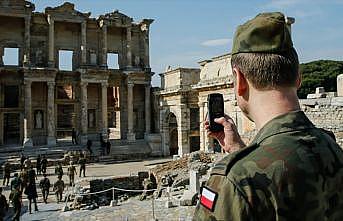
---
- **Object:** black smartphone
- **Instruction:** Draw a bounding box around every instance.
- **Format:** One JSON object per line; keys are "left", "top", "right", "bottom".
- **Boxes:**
{"left": 207, "top": 93, "right": 224, "bottom": 132}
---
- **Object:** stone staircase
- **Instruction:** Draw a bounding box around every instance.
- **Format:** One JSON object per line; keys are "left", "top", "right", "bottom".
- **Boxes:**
{"left": 0, "top": 139, "right": 153, "bottom": 166}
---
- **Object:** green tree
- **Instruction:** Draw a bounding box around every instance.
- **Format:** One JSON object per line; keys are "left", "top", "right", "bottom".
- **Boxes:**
{"left": 298, "top": 60, "right": 343, "bottom": 99}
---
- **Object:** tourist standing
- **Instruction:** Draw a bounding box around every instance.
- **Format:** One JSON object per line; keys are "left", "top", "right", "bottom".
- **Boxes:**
{"left": 86, "top": 139, "right": 93, "bottom": 155}
{"left": 41, "top": 155, "right": 48, "bottom": 174}
{"left": 19, "top": 168, "right": 28, "bottom": 192}
{"left": 0, "top": 187, "right": 8, "bottom": 221}
{"left": 53, "top": 176, "right": 64, "bottom": 203}
{"left": 10, "top": 173, "right": 21, "bottom": 191}
{"left": 78, "top": 155, "right": 86, "bottom": 177}
{"left": 10, "top": 185, "right": 22, "bottom": 221}
{"left": 20, "top": 153, "right": 26, "bottom": 171}
{"left": 72, "top": 128, "right": 78, "bottom": 145}
{"left": 36, "top": 155, "right": 42, "bottom": 175}
{"left": 26, "top": 166, "right": 38, "bottom": 213}
{"left": 67, "top": 161, "right": 77, "bottom": 186}
{"left": 39, "top": 173, "right": 50, "bottom": 204}
{"left": 54, "top": 162, "right": 64, "bottom": 178}
{"left": 2, "top": 161, "right": 11, "bottom": 186}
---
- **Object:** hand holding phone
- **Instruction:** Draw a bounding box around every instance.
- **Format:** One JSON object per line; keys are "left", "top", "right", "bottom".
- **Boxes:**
{"left": 207, "top": 93, "right": 224, "bottom": 132}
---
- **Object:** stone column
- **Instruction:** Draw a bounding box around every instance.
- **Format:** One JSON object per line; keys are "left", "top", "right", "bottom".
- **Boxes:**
{"left": 23, "top": 80, "right": 33, "bottom": 147}
{"left": 80, "top": 82, "right": 88, "bottom": 144}
{"left": 126, "top": 27, "right": 132, "bottom": 68}
{"left": 198, "top": 102, "right": 205, "bottom": 151}
{"left": 127, "top": 82, "right": 135, "bottom": 141}
{"left": 81, "top": 21, "right": 87, "bottom": 65}
{"left": 47, "top": 82, "right": 56, "bottom": 146}
{"left": 48, "top": 15, "right": 55, "bottom": 68}
{"left": 178, "top": 105, "right": 190, "bottom": 155}
{"left": 24, "top": 16, "right": 31, "bottom": 66}
{"left": 101, "top": 82, "right": 108, "bottom": 139}
{"left": 144, "top": 28, "right": 150, "bottom": 69}
{"left": 145, "top": 84, "right": 151, "bottom": 135}
{"left": 101, "top": 24, "right": 107, "bottom": 67}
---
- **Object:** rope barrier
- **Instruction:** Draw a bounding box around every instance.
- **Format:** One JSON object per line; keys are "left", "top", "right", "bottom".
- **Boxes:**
{"left": 73, "top": 186, "right": 163, "bottom": 196}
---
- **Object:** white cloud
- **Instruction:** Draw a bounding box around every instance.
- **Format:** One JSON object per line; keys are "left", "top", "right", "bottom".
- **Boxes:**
{"left": 201, "top": 38, "right": 232, "bottom": 47}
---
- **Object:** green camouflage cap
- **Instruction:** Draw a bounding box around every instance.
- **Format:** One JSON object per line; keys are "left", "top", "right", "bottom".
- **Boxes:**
{"left": 231, "top": 12, "right": 293, "bottom": 55}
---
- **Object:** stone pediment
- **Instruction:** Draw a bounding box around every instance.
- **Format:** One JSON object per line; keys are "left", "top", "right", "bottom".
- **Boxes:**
{"left": 98, "top": 10, "right": 133, "bottom": 27}
{"left": 0, "top": 0, "right": 35, "bottom": 16}
{"left": 45, "top": 2, "right": 90, "bottom": 22}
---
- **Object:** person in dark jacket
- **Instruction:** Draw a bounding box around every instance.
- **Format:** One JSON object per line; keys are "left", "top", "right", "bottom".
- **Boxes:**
{"left": 39, "top": 173, "right": 50, "bottom": 204}
{"left": 36, "top": 155, "right": 41, "bottom": 175}
{"left": 2, "top": 161, "right": 11, "bottom": 186}
{"left": 41, "top": 155, "right": 48, "bottom": 174}
{"left": 0, "top": 187, "right": 8, "bottom": 221}
{"left": 25, "top": 180, "right": 38, "bottom": 214}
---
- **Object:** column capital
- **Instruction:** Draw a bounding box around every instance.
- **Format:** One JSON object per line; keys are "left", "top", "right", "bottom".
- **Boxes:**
{"left": 47, "top": 81, "right": 55, "bottom": 87}
{"left": 127, "top": 82, "right": 134, "bottom": 88}
{"left": 24, "top": 79, "right": 32, "bottom": 86}
{"left": 101, "top": 82, "right": 109, "bottom": 88}
{"left": 47, "top": 14, "right": 54, "bottom": 25}
{"left": 80, "top": 81, "right": 88, "bottom": 87}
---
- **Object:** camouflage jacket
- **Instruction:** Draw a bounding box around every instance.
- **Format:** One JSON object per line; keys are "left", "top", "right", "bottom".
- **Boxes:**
{"left": 193, "top": 111, "right": 343, "bottom": 221}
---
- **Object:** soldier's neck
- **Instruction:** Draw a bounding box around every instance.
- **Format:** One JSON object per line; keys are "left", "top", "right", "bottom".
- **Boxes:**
{"left": 249, "top": 87, "right": 301, "bottom": 130}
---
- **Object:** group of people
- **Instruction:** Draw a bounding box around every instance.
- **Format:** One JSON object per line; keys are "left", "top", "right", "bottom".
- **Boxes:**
{"left": 1, "top": 153, "right": 88, "bottom": 220}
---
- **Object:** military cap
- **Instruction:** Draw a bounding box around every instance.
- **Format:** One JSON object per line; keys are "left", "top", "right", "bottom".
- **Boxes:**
{"left": 231, "top": 12, "right": 294, "bottom": 55}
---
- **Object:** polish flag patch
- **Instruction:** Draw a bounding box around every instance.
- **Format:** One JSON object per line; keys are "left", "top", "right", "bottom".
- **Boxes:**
{"left": 200, "top": 186, "right": 218, "bottom": 211}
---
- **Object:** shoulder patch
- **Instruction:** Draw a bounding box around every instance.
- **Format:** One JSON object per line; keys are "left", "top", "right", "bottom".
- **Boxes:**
{"left": 210, "top": 143, "right": 259, "bottom": 176}
{"left": 200, "top": 186, "right": 218, "bottom": 211}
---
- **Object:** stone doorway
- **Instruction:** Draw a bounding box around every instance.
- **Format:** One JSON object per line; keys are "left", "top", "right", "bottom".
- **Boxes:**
{"left": 3, "top": 113, "right": 20, "bottom": 145}
{"left": 56, "top": 104, "right": 75, "bottom": 141}
{"left": 168, "top": 113, "right": 178, "bottom": 155}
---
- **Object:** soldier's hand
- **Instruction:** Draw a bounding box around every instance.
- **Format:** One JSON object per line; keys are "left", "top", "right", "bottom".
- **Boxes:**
{"left": 205, "top": 115, "right": 246, "bottom": 153}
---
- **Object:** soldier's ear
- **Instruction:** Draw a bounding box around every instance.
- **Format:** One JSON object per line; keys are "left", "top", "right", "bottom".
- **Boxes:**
{"left": 233, "top": 67, "right": 248, "bottom": 96}
{"left": 296, "top": 71, "right": 302, "bottom": 89}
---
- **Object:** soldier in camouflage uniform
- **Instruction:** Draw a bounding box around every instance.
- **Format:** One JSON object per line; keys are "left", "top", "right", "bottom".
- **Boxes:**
{"left": 10, "top": 185, "right": 22, "bottom": 221}
{"left": 39, "top": 173, "right": 50, "bottom": 204}
{"left": 54, "top": 162, "right": 64, "bottom": 178}
{"left": 10, "top": 173, "right": 21, "bottom": 191}
{"left": 193, "top": 12, "right": 343, "bottom": 221}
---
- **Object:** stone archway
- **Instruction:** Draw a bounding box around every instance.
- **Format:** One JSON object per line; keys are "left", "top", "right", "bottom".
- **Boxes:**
{"left": 168, "top": 113, "right": 178, "bottom": 156}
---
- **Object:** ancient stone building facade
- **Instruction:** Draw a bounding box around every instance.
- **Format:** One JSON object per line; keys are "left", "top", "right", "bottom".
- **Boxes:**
{"left": 156, "top": 56, "right": 343, "bottom": 156}
{"left": 0, "top": 1, "right": 154, "bottom": 147}
{"left": 156, "top": 54, "right": 255, "bottom": 156}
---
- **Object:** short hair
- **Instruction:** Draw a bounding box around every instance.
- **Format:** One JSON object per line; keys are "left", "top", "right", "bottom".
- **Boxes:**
{"left": 231, "top": 48, "right": 299, "bottom": 90}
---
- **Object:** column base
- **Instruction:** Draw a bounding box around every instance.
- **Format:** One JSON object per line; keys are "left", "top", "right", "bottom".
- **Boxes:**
{"left": 47, "top": 137, "right": 56, "bottom": 146}
{"left": 23, "top": 138, "right": 33, "bottom": 147}
{"left": 127, "top": 132, "right": 136, "bottom": 141}
{"left": 81, "top": 135, "right": 88, "bottom": 145}
{"left": 48, "top": 61, "right": 55, "bottom": 68}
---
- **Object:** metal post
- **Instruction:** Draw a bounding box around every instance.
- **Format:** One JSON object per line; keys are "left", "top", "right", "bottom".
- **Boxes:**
{"left": 152, "top": 197, "right": 155, "bottom": 220}
{"left": 110, "top": 187, "right": 117, "bottom": 207}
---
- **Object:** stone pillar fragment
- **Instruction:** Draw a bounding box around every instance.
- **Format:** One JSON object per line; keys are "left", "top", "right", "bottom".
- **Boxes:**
{"left": 24, "top": 16, "right": 31, "bottom": 66}
{"left": 101, "top": 82, "right": 108, "bottom": 139}
{"left": 48, "top": 15, "right": 55, "bottom": 68}
{"left": 127, "top": 82, "right": 135, "bottom": 141}
{"left": 47, "top": 82, "right": 56, "bottom": 146}
{"left": 23, "top": 80, "right": 33, "bottom": 147}
{"left": 145, "top": 84, "right": 151, "bottom": 135}
{"left": 338, "top": 74, "right": 343, "bottom": 97}
{"left": 198, "top": 102, "right": 205, "bottom": 151}
{"left": 126, "top": 27, "right": 132, "bottom": 68}
{"left": 80, "top": 82, "right": 88, "bottom": 144}
{"left": 81, "top": 21, "right": 87, "bottom": 65}
{"left": 101, "top": 24, "right": 107, "bottom": 67}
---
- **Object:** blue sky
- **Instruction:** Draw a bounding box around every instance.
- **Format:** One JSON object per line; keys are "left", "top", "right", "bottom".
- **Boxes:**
{"left": 29, "top": 0, "right": 343, "bottom": 86}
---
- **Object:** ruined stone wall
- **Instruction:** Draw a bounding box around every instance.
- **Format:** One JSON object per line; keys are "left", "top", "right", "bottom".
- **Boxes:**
{"left": 301, "top": 97, "right": 343, "bottom": 147}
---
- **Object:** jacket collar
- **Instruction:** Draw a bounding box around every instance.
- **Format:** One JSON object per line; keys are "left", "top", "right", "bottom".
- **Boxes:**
{"left": 250, "top": 110, "right": 315, "bottom": 146}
